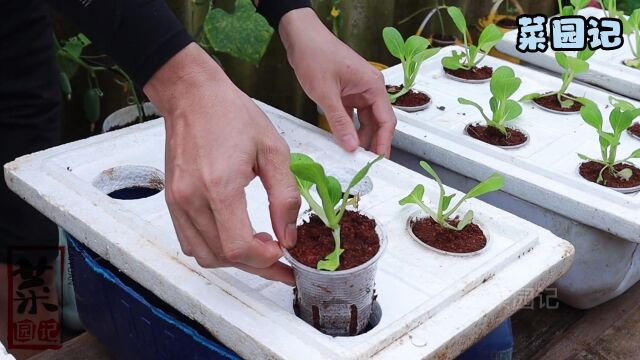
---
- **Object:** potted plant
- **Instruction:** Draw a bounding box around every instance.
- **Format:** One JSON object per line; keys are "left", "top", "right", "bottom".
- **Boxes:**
{"left": 284, "top": 153, "right": 385, "bottom": 336}
{"left": 399, "top": 161, "right": 504, "bottom": 255}
{"left": 483, "top": 0, "right": 524, "bottom": 31}
{"left": 398, "top": 0, "right": 460, "bottom": 48}
{"left": 457, "top": 66, "right": 527, "bottom": 148}
{"left": 619, "top": 9, "right": 640, "bottom": 70}
{"left": 577, "top": 97, "right": 640, "bottom": 193}
{"left": 520, "top": 49, "right": 594, "bottom": 114}
{"left": 383, "top": 27, "right": 440, "bottom": 112}
{"left": 441, "top": 6, "right": 504, "bottom": 83}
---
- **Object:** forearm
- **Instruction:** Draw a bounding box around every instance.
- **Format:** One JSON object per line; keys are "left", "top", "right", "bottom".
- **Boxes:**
{"left": 47, "top": 0, "right": 193, "bottom": 87}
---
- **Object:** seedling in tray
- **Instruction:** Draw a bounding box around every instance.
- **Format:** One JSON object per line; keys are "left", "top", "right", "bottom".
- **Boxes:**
{"left": 441, "top": 6, "right": 504, "bottom": 81}
{"left": 399, "top": 161, "right": 504, "bottom": 254}
{"left": 458, "top": 66, "right": 527, "bottom": 147}
{"left": 383, "top": 27, "right": 440, "bottom": 109}
{"left": 520, "top": 49, "right": 594, "bottom": 112}
{"left": 577, "top": 97, "right": 640, "bottom": 190}
{"left": 289, "top": 153, "right": 382, "bottom": 271}
{"left": 620, "top": 9, "right": 640, "bottom": 70}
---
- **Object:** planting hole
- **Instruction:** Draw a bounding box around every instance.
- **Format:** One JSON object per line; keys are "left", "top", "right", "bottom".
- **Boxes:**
{"left": 293, "top": 297, "right": 382, "bottom": 337}
{"left": 92, "top": 165, "right": 164, "bottom": 200}
{"left": 327, "top": 167, "right": 373, "bottom": 197}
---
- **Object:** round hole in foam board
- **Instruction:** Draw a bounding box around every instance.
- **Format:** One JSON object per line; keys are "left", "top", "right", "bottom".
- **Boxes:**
{"left": 92, "top": 165, "right": 165, "bottom": 200}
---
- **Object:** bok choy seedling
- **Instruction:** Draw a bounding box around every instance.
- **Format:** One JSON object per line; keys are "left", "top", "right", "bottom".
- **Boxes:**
{"left": 578, "top": 97, "right": 640, "bottom": 183}
{"left": 383, "top": 27, "right": 440, "bottom": 103}
{"left": 441, "top": 6, "right": 504, "bottom": 71}
{"left": 290, "top": 153, "right": 382, "bottom": 271}
{"left": 399, "top": 161, "right": 504, "bottom": 231}
{"left": 457, "top": 66, "right": 523, "bottom": 134}
{"left": 520, "top": 49, "right": 594, "bottom": 109}
{"left": 620, "top": 9, "right": 640, "bottom": 69}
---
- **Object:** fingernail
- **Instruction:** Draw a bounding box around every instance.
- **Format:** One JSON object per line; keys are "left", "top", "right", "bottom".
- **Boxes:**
{"left": 285, "top": 223, "right": 297, "bottom": 249}
{"left": 341, "top": 134, "right": 358, "bottom": 149}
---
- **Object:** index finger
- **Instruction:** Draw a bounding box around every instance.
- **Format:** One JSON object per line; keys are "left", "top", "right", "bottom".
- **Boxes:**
{"left": 370, "top": 98, "right": 397, "bottom": 158}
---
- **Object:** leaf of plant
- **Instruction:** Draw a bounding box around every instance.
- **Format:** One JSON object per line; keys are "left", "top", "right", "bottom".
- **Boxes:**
{"left": 464, "top": 173, "right": 505, "bottom": 200}
{"left": 627, "top": 149, "right": 640, "bottom": 159}
{"left": 346, "top": 155, "right": 383, "bottom": 192}
{"left": 490, "top": 66, "right": 521, "bottom": 100}
{"left": 383, "top": 27, "right": 405, "bottom": 60}
{"left": 446, "top": 6, "right": 467, "bottom": 36}
{"left": 565, "top": 56, "right": 590, "bottom": 74}
{"left": 204, "top": 0, "right": 274, "bottom": 65}
{"left": 441, "top": 193, "right": 456, "bottom": 212}
{"left": 458, "top": 98, "right": 490, "bottom": 122}
{"left": 560, "top": 99, "right": 575, "bottom": 109}
{"left": 502, "top": 99, "right": 523, "bottom": 122}
{"left": 419, "top": 161, "right": 444, "bottom": 184}
{"left": 577, "top": 48, "right": 595, "bottom": 61}
{"left": 570, "top": 0, "right": 591, "bottom": 11}
{"left": 316, "top": 248, "right": 344, "bottom": 271}
{"left": 456, "top": 210, "right": 474, "bottom": 231}
{"left": 618, "top": 168, "right": 633, "bottom": 181}
{"left": 555, "top": 52, "right": 569, "bottom": 69}
{"left": 489, "top": 97, "right": 498, "bottom": 113}
{"left": 83, "top": 88, "right": 101, "bottom": 124}
{"left": 610, "top": 108, "right": 634, "bottom": 134}
{"left": 477, "top": 24, "right": 504, "bottom": 53}
{"left": 404, "top": 35, "right": 429, "bottom": 60}
{"left": 580, "top": 102, "right": 603, "bottom": 130}
{"left": 519, "top": 92, "right": 542, "bottom": 102}
{"left": 290, "top": 152, "right": 315, "bottom": 164}
{"left": 327, "top": 176, "right": 343, "bottom": 207}
{"left": 609, "top": 96, "right": 636, "bottom": 111}
{"left": 441, "top": 55, "right": 464, "bottom": 70}
{"left": 577, "top": 153, "right": 596, "bottom": 161}
{"left": 414, "top": 47, "right": 441, "bottom": 65}
{"left": 399, "top": 184, "right": 425, "bottom": 205}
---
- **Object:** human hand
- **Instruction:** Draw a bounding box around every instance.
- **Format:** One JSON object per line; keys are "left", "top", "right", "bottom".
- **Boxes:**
{"left": 144, "top": 44, "right": 299, "bottom": 285}
{"left": 279, "top": 8, "right": 397, "bottom": 158}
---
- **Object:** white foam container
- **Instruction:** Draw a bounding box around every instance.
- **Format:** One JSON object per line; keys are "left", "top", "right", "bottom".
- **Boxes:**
{"left": 496, "top": 7, "right": 640, "bottom": 101}
{"left": 0, "top": 341, "right": 14, "bottom": 360}
{"left": 384, "top": 45, "right": 640, "bottom": 309}
{"left": 4, "top": 101, "right": 573, "bottom": 359}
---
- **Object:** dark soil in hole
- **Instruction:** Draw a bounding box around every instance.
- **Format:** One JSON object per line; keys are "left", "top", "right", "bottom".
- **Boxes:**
{"left": 444, "top": 66, "right": 493, "bottom": 81}
{"left": 579, "top": 161, "right": 640, "bottom": 189}
{"left": 106, "top": 114, "right": 161, "bottom": 132}
{"left": 411, "top": 217, "right": 487, "bottom": 253}
{"left": 108, "top": 186, "right": 162, "bottom": 200}
{"left": 466, "top": 123, "right": 528, "bottom": 147}
{"left": 497, "top": 18, "right": 518, "bottom": 29}
{"left": 533, "top": 93, "right": 582, "bottom": 112}
{"left": 628, "top": 123, "right": 640, "bottom": 139}
{"left": 386, "top": 85, "right": 430, "bottom": 107}
{"left": 289, "top": 211, "right": 380, "bottom": 271}
{"left": 431, "top": 34, "right": 457, "bottom": 47}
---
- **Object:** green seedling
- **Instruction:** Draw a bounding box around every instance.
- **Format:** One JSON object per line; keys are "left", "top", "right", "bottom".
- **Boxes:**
{"left": 578, "top": 97, "right": 640, "bottom": 184}
{"left": 620, "top": 9, "right": 640, "bottom": 69}
{"left": 399, "top": 161, "right": 504, "bottom": 231}
{"left": 441, "top": 6, "right": 504, "bottom": 70}
{"left": 520, "top": 49, "right": 595, "bottom": 109}
{"left": 598, "top": 0, "right": 618, "bottom": 17}
{"left": 457, "top": 66, "right": 523, "bottom": 135}
{"left": 383, "top": 27, "right": 441, "bottom": 102}
{"left": 290, "top": 153, "right": 383, "bottom": 271}
{"left": 558, "top": 0, "right": 591, "bottom": 16}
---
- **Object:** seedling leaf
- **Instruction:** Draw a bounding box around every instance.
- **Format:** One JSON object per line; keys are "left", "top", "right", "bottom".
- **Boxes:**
{"left": 383, "top": 27, "right": 405, "bottom": 60}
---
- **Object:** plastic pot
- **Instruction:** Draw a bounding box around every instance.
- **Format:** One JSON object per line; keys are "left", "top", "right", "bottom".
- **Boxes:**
{"left": 102, "top": 102, "right": 161, "bottom": 133}
{"left": 283, "top": 214, "right": 387, "bottom": 336}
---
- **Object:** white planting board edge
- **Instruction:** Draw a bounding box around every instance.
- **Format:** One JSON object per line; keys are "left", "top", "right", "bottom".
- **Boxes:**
{"left": 384, "top": 45, "right": 640, "bottom": 243}
{"left": 496, "top": 7, "right": 640, "bottom": 100}
{"left": 0, "top": 341, "right": 14, "bottom": 360}
{"left": 4, "top": 102, "right": 573, "bottom": 359}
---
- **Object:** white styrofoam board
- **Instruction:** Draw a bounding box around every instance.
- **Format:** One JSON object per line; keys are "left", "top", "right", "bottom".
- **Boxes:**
{"left": 496, "top": 7, "right": 640, "bottom": 100}
{"left": 0, "top": 341, "right": 14, "bottom": 360}
{"left": 4, "top": 102, "right": 573, "bottom": 359}
{"left": 384, "top": 45, "right": 640, "bottom": 243}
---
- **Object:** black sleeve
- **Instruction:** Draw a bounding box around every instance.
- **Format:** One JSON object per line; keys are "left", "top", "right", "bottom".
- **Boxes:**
{"left": 47, "top": 0, "right": 193, "bottom": 87}
{"left": 256, "top": 0, "right": 312, "bottom": 29}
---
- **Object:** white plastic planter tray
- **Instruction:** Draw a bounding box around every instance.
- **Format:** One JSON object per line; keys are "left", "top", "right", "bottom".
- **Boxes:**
{"left": 384, "top": 45, "right": 640, "bottom": 308}
{"left": 4, "top": 101, "right": 573, "bottom": 359}
{"left": 496, "top": 7, "right": 640, "bottom": 100}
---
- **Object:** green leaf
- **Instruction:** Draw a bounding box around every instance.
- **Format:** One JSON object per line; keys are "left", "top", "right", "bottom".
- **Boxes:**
{"left": 577, "top": 48, "right": 595, "bottom": 61}
{"left": 627, "top": 149, "right": 640, "bottom": 159}
{"left": 327, "top": 176, "right": 343, "bottom": 207}
{"left": 458, "top": 97, "right": 490, "bottom": 122}
{"left": 419, "top": 161, "right": 443, "bottom": 184}
{"left": 59, "top": 72, "right": 71, "bottom": 99}
{"left": 441, "top": 54, "right": 464, "bottom": 70}
{"left": 291, "top": 153, "right": 315, "bottom": 164}
{"left": 560, "top": 99, "right": 575, "bottom": 108}
{"left": 519, "top": 93, "right": 542, "bottom": 102}
{"left": 83, "top": 88, "right": 101, "bottom": 124}
{"left": 618, "top": 168, "right": 633, "bottom": 181}
{"left": 570, "top": 0, "right": 591, "bottom": 11}
{"left": 610, "top": 96, "right": 636, "bottom": 111}
{"left": 316, "top": 248, "right": 344, "bottom": 271}
{"left": 490, "top": 66, "right": 521, "bottom": 100}
{"left": 399, "top": 184, "right": 425, "bottom": 206}
{"left": 580, "top": 102, "right": 603, "bottom": 130}
{"left": 414, "top": 47, "right": 441, "bottom": 65}
{"left": 441, "top": 193, "right": 456, "bottom": 212}
{"left": 204, "top": 0, "right": 273, "bottom": 65}
{"left": 447, "top": 6, "right": 467, "bottom": 36}
{"left": 477, "top": 24, "right": 504, "bottom": 53}
{"left": 383, "top": 27, "right": 405, "bottom": 60}
{"left": 346, "top": 156, "right": 383, "bottom": 193}
{"left": 503, "top": 100, "right": 523, "bottom": 122}
{"left": 404, "top": 35, "right": 429, "bottom": 59}
{"left": 565, "top": 56, "right": 590, "bottom": 74}
{"left": 456, "top": 210, "right": 474, "bottom": 231}
{"left": 464, "top": 173, "right": 505, "bottom": 200}
{"left": 555, "top": 52, "right": 569, "bottom": 69}
{"left": 610, "top": 108, "right": 634, "bottom": 134}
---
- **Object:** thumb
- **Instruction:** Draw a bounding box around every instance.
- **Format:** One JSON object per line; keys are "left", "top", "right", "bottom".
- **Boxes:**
{"left": 320, "top": 97, "right": 359, "bottom": 151}
{"left": 257, "top": 138, "right": 301, "bottom": 249}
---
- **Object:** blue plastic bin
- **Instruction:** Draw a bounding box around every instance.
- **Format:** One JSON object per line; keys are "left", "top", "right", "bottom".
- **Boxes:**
{"left": 457, "top": 318, "right": 514, "bottom": 360}
{"left": 66, "top": 233, "right": 240, "bottom": 360}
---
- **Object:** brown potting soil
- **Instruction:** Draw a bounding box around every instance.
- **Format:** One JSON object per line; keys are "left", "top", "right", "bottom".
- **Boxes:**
{"left": 466, "top": 123, "right": 528, "bottom": 147}
{"left": 107, "top": 115, "right": 161, "bottom": 132}
{"left": 628, "top": 123, "right": 640, "bottom": 139}
{"left": 533, "top": 93, "right": 582, "bottom": 112}
{"left": 444, "top": 66, "right": 493, "bottom": 80}
{"left": 497, "top": 18, "right": 518, "bottom": 29}
{"left": 411, "top": 217, "right": 487, "bottom": 253}
{"left": 289, "top": 211, "right": 380, "bottom": 271}
{"left": 579, "top": 161, "right": 640, "bottom": 189}
{"left": 386, "top": 85, "right": 430, "bottom": 107}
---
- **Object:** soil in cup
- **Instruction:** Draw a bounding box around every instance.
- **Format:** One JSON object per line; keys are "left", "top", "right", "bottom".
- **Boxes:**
{"left": 386, "top": 85, "right": 430, "bottom": 107}
{"left": 289, "top": 211, "right": 380, "bottom": 270}
{"left": 628, "top": 123, "right": 640, "bottom": 139}
{"left": 533, "top": 93, "right": 582, "bottom": 112}
{"left": 444, "top": 66, "right": 493, "bottom": 81}
{"left": 466, "top": 123, "right": 528, "bottom": 147}
{"left": 411, "top": 216, "right": 487, "bottom": 253}
{"left": 579, "top": 161, "right": 640, "bottom": 189}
